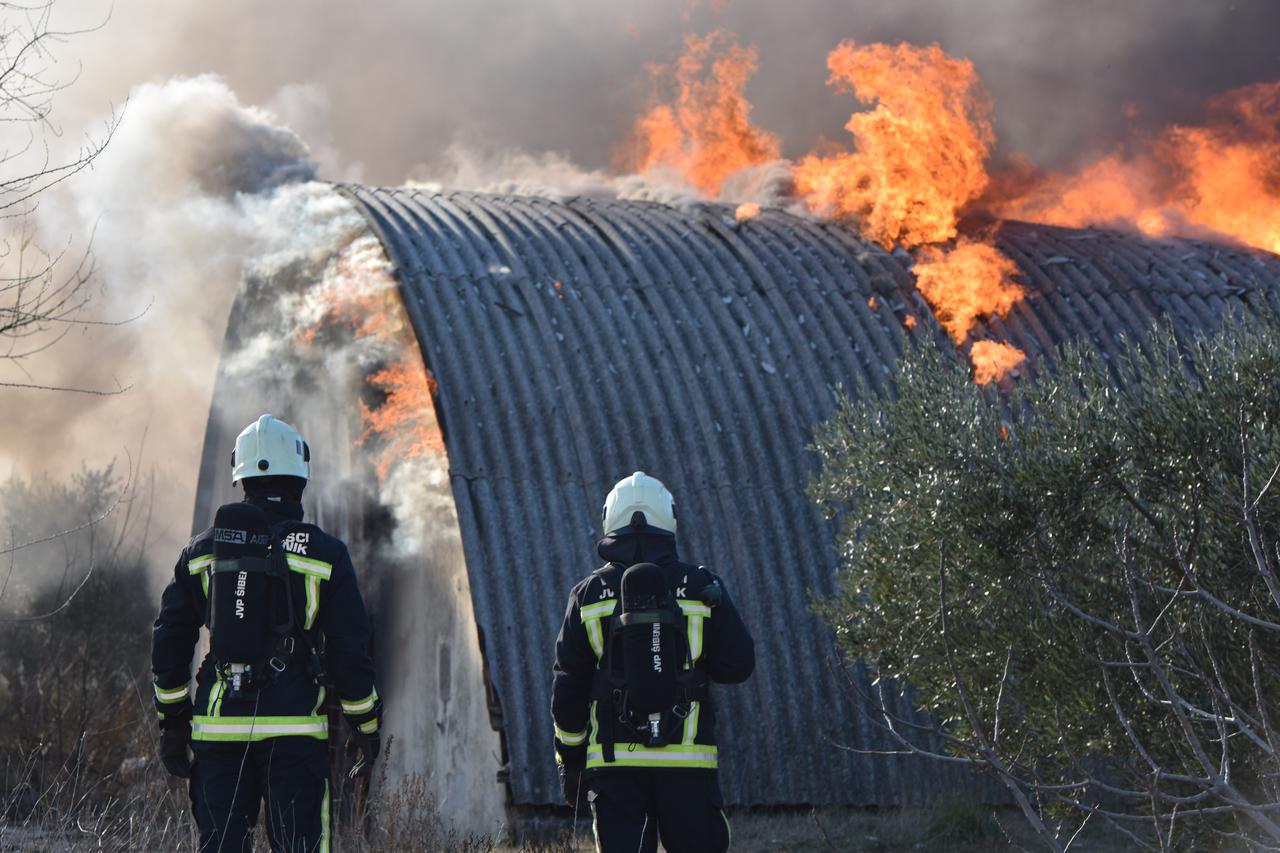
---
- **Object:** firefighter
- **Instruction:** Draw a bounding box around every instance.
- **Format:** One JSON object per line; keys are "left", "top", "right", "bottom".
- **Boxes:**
{"left": 552, "top": 472, "right": 755, "bottom": 853}
{"left": 152, "top": 414, "right": 381, "bottom": 852}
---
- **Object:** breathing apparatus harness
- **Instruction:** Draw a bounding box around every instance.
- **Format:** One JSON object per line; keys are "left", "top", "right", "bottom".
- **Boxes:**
{"left": 207, "top": 501, "right": 325, "bottom": 702}
{"left": 590, "top": 561, "right": 719, "bottom": 764}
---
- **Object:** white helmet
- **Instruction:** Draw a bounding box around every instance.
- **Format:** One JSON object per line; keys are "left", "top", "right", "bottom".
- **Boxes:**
{"left": 602, "top": 471, "right": 676, "bottom": 535}
{"left": 231, "top": 414, "right": 310, "bottom": 483}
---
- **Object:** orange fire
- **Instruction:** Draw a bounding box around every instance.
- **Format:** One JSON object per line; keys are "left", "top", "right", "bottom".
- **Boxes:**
{"left": 295, "top": 251, "right": 403, "bottom": 348}
{"left": 913, "top": 240, "right": 1023, "bottom": 343}
{"left": 970, "top": 340, "right": 1026, "bottom": 385}
{"left": 993, "top": 81, "right": 1280, "bottom": 255}
{"left": 795, "top": 41, "right": 995, "bottom": 249}
{"left": 625, "top": 30, "right": 780, "bottom": 197}
{"left": 358, "top": 353, "right": 445, "bottom": 482}
{"left": 296, "top": 245, "right": 445, "bottom": 482}
{"left": 788, "top": 40, "right": 1026, "bottom": 379}
{"left": 735, "top": 202, "right": 760, "bottom": 221}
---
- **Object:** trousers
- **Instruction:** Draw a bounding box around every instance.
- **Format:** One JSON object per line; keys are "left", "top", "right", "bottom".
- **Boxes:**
{"left": 588, "top": 769, "right": 731, "bottom": 853}
{"left": 190, "top": 737, "right": 330, "bottom": 853}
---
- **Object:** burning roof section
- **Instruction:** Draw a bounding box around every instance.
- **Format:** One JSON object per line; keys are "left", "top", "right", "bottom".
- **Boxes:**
{"left": 341, "top": 184, "right": 1280, "bottom": 806}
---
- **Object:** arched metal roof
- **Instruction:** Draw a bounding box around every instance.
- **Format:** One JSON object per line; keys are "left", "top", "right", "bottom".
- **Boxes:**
{"left": 337, "top": 185, "right": 1280, "bottom": 806}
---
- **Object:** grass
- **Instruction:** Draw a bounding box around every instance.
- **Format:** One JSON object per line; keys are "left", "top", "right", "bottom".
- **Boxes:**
{"left": 493, "top": 800, "right": 1130, "bottom": 853}
{"left": 1, "top": 734, "right": 1134, "bottom": 853}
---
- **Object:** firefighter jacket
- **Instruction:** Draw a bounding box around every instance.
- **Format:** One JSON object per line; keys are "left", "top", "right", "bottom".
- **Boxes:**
{"left": 151, "top": 497, "right": 380, "bottom": 743}
{"left": 551, "top": 525, "right": 755, "bottom": 772}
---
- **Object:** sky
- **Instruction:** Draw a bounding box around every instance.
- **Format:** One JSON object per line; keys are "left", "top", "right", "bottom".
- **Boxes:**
{"left": 3, "top": 0, "right": 1279, "bottom": 574}
{"left": 49, "top": 0, "right": 1280, "bottom": 183}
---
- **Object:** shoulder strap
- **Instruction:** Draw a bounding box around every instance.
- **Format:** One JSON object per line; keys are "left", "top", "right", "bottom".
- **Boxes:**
{"left": 267, "top": 521, "right": 325, "bottom": 680}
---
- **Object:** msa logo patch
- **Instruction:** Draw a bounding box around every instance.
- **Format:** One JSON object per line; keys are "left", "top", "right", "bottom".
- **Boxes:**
{"left": 213, "top": 528, "right": 246, "bottom": 544}
{"left": 282, "top": 531, "right": 310, "bottom": 555}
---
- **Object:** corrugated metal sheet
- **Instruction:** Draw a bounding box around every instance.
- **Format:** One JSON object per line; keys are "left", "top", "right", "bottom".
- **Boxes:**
{"left": 336, "top": 185, "right": 1280, "bottom": 807}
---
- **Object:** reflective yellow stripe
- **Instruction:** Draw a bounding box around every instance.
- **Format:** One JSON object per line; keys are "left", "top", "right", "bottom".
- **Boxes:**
{"left": 341, "top": 688, "right": 378, "bottom": 715}
{"left": 320, "top": 779, "right": 331, "bottom": 853}
{"left": 209, "top": 677, "right": 224, "bottom": 717}
{"left": 586, "top": 743, "right": 717, "bottom": 769}
{"left": 201, "top": 572, "right": 209, "bottom": 598}
{"left": 312, "top": 685, "right": 326, "bottom": 717}
{"left": 585, "top": 619, "right": 605, "bottom": 658}
{"left": 358, "top": 718, "right": 379, "bottom": 735}
{"left": 678, "top": 600, "right": 708, "bottom": 663}
{"left": 555, "top": 724, "right": 588, "bottom": 747}
{"left": 676, "top": 600, "right": 712, "bottom": 618}
{"left": 589, "top": 701, "right": 600, "bottom": 746}
{"left": 580, "top": 600, "right": 617, "bottom": 619}
{"left": 580, "top": 600, "right": 616, "bottom": 660}
{"left": 682, "top": 700, "right": 701, "bottom": 745}
{"left": 154, "top": 683, "right": 189, "bottom": 704}
{"left": 304, "top": 574, "right": 320, "bottom": 629}
{"left": 187, "top": 555, "right": 213, "bottom": 575}
{"left": 191, "top": 714, "right": 329, "bottom": 741}
{"left": 285, "top": 554, "right": 332, "bottom": 579}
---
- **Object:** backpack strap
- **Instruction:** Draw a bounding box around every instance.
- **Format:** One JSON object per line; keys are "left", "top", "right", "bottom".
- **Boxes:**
{"left": 592, "top": 611, "right": 625, "bottom": 764}
{"left": 266, "top": 521, "right": 325, "bottom": 682}
{"left": 586, "top": 566, "right": 625, "bottom": 764}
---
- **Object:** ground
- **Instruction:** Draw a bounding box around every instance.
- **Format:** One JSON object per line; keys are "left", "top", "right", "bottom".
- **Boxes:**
{"left": 493, "top": 804, "right": 1130, "bottom": 852}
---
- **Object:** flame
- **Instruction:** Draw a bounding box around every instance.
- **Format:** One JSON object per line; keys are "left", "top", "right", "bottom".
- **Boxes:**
{"left": 788, "top": 40, "right": 1025, "bottom": 379}
{"left": 295, "top": 249, "right": 404, "bottom": 348}
{"left": 913, "top": 240, "right": 1022, "bottom": 343}
{"left": 625, "top": 30, "right": 780, "bottom": 197}
{"left": 903, "top": 314, "right": 917, "bottom": 330}
{"left": 358, "top": 353, "right": 444, "bottom": 482}
{"left": 735, "top": 202, "right": 760, "bottom": 221}
{"left": 993, "top": 81, "right": 1280, "bottom": 254}
{"left": 296, "top": 240, "right": 445, "bottom": 482}
{"left": 970, "top": 340, "right": 1026, "bottom": 385}
{"left": 795, "top": 41, "right": 995, "bottom": 249}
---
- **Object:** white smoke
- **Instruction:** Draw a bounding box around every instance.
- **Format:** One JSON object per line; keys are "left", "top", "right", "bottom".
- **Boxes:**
{"left": 408, "top": 140, "right": 790, "bottom": 209}
{"left": 0, "top": 59, "right": 505, "bottom": 827}
{"left": 6, "top": 0, "right": 1277, "bottom": 579}
{"left": 0, "top": 75, "right": 369, "bottom": 579}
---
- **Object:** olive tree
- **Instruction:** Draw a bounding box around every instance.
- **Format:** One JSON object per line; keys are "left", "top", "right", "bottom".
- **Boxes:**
{"left": 812, "top": 318, "right": 1280, "bottom": 851}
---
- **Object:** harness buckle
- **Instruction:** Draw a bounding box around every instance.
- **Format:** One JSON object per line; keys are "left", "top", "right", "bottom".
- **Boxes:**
{"left": 612, "top": 689, "right": 629, "bottom": 723}
{"left": 269, "top": 656, "right": 287, "bottom": 673}
{"left": 672, "top": 703, "right": 690, "bottom": 719}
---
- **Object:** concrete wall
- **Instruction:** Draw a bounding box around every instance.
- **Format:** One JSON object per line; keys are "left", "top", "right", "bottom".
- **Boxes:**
{"left": 373, "top": 456, "right": 508, "bottom": 834}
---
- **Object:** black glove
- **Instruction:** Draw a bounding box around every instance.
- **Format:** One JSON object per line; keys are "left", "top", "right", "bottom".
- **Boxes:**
{"left": 559, "top": 760, "right": 586, "bottom": 808}
{"left": 159, "top": 723, "right": 192, "bottom": 779}
{"left": 348, "top": 730, "right": 381, "bottom": 779}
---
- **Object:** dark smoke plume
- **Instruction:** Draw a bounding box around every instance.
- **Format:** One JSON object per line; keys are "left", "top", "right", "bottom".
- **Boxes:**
{"left": 4, "top": 0, "right": 1278, "bottom": 578}
{"left": 47, "top": 0, "right": 1280, "bottom": 180}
